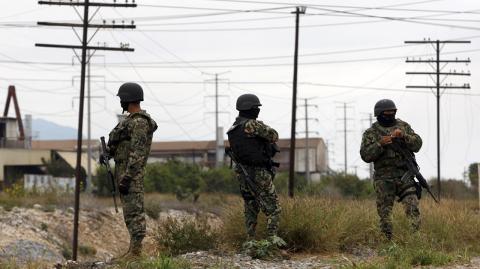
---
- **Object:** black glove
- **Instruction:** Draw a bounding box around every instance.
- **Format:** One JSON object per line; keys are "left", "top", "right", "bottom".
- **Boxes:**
{"left": 99, "top": 154, "right": 110, "bottom": 165}
{"left": 118, "top": 176, "right": 131, "bottom": 195}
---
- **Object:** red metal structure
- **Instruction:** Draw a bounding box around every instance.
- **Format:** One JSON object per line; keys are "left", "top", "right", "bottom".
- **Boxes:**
{"left": 3, "top": 85, "right": 25, "bottom": 141}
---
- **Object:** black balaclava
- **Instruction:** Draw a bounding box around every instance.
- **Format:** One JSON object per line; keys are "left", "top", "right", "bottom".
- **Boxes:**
{"left": 239, "top": 107, "right": 260, "bottom": 119}
{"left": 121, "top": 101, "right": 129, "bottom": 114}
{"left": 377, "top": 111, "right": 397, "bottom": 127}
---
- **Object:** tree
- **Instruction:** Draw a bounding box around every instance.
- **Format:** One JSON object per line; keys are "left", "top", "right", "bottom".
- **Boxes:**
{"left": 468, "top": 162, "right": 479, "bottom": 188}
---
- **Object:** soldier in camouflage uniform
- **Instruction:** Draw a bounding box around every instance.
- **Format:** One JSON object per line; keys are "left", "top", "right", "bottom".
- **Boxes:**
{"left": 227, "top": 94, "right": 282, "bottom": 240}
{"left": 360, "top": 99, "right": 422, "bottom": 240}
{"left": 106, "top": 82, "right": 157, "bottom": 258}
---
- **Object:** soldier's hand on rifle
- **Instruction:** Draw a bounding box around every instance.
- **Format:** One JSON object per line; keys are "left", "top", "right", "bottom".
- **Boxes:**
{"left": 391, "top": 129, "right": 404, "bottom": 138}
{"left": 99, "top": 154, "right": 110, "bottom": 165}
{"left": 380, "top": 136, "right": 393, "bottom": 146}
{"left": 119, "top": 176, "right": 131, "bottom": 195}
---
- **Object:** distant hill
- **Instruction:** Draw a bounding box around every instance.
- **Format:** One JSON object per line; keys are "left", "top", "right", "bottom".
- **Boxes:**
{"left": 32, "top": 119, "right": 78, "bottom": 140}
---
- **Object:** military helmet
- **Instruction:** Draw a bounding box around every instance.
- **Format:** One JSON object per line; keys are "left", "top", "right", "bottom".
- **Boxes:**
{"left": 236, "top": 94, "right": 262, "bottom": 111}
{"left": 374, "top": 99, "right": 397, "bottom": 117}
{"left": 117, "top": 82, "right": 144, "bottom": 103}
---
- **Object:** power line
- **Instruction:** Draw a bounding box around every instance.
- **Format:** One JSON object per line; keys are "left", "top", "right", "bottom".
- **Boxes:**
{"left": 200, "top": 0, "right": 477, "bottom": 15}
{"left": 2, "top": 78, "right": 479, "bottom": 96}
{"left": 307, "top": 6, "right": 480, "bottom": 32}
{"left": 1, "top": 37, "right": 480, "bottom": 66}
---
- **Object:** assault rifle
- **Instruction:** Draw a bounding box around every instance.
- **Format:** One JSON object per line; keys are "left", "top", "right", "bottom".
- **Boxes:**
{"left": 100, "top": 136, "right": 119, "bottom": 213}
{"left": 390, "top": 138, "right": 439, "bottom": 203}
{"left": 225, "top": 147, "right": 266, "bottom": 205}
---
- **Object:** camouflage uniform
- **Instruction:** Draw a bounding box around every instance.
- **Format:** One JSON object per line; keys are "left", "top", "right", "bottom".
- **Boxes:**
{"left": 360, "top": 118, "right": 422, "bottom": 239}
{"left": 232, "top": 118, "right": 281, "bottom": 238}
{"left": 108, "top": 110, "right": 157, "bottom": 250}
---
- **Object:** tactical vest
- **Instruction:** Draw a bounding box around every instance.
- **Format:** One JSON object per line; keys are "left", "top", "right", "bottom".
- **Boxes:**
{"left": 108, "top": 112, "right": 156, "bottom": 164}
{"left": 227, "top": 118, "right": 270, "bottom": 166}
{"left": 371, "top": 120, "right": 409, "bottom": 178}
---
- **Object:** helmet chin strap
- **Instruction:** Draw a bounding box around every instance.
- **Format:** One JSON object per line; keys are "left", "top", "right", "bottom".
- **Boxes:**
{"left": 121, "top": 101, "right": 129, "bottom": 114}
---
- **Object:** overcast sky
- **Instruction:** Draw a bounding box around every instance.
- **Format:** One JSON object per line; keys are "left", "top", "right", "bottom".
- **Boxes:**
{"left": 0, "top": 0, "right": 479, "bottom": 180}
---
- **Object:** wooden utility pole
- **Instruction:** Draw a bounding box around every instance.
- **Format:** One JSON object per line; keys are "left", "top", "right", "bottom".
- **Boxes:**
{"left": 288, "top": 6, "right": 306, "bottom": 198}
{"left": 36, "top": 0, "right": 136, "bottom": 260}
{"left": 405, "top": 39, "right": 471, "bottom": 201}
{"left": 297, "top": 98, "right": 318, "bottom": 184}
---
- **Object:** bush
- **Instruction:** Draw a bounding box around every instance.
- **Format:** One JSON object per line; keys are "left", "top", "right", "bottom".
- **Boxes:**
{"left": 93, "top": 166, "right": 113, "bottom": 197}
{"left": 200, "top": 167, "right": 237, "bottom": 194}
{"left": 307, "top": 173, "right": 374, "bottom": 198}
{"left": 145, "top": 198, "right": 162, "bottom": 220}
{"left": 79, "top": 245, "right": 97, "bottom": 256}
{"left": 429, "top": 179, "right": 476, "bottom": 199}
{"left": 155, "top": 216, "right": 219, "bottom": 255}
{"left": 145, "top": 160, "right": 204, "bottom": 193}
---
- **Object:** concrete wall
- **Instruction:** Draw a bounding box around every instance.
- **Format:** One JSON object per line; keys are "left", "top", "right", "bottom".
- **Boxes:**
{"left": 0, "top": 149, "right": 51, "bottom": 182}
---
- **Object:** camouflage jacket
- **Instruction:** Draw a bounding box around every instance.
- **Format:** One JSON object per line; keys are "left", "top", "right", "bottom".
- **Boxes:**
{"left": 360, "top": 119, "right": 422, "bottom": 180}
{"left": 243, "top": 118, "right": 279, "bottom": 143}
{"left": 108, "top": 110, "right": 157, "bottom": 193}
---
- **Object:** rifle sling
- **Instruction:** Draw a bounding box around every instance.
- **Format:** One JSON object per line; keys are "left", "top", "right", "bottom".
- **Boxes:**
{"left": 397, "top": 190, "right": 419, "bottom": 202}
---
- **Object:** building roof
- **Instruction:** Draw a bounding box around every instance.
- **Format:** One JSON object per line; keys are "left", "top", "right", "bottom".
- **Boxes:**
{"left": 32, "top": 137, "right": 325, "bottom": 152}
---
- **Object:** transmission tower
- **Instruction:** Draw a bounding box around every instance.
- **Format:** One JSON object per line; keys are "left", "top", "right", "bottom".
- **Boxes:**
{"left": 297, "top": 98, "right": 318, "bottom": 184}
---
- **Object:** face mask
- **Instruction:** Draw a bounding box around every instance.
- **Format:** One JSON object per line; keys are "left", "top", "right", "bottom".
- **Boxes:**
{"left": 121, "top": 102, "right": 129, "bottom": 114}
{"left": 377, "top": 112, "right": 396, "bottom": 127}
{"left": 239, "top": 107, "right": 260, "bottom": 119}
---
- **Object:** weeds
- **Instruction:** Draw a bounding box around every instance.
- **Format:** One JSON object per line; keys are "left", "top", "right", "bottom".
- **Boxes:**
{"left": 221, "top": 196, "right": 480, "bottom": 267}
{"left": 155, "top": 216, "right": 219, "bottom": 255}
{"left": 79, "top": 244, "right": 97, "bottom": 256}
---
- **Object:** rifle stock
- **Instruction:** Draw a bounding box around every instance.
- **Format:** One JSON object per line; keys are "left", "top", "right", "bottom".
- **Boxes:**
{"left": 225, "top": 147, "right": 266, "bottom": 205}
{"left": 391, "top": 139, "right": 439, "bottom": 203}
{"left": 100, "top": 136, "right": 119, "bottom": 213}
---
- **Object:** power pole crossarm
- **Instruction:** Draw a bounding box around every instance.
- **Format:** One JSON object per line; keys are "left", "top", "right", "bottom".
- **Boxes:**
{"left": 405, "top": 38, "right": 471, "bottom": 201}
{"left": 36, "top": 0, "right": 136, "bottom": 261}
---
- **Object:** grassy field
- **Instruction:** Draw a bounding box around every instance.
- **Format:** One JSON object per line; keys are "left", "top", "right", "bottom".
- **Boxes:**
{"left": 1, "top": 191, "right": 480, "bottom": 268}
{"left": 220, "top": 196, "right": 480, "bottom": 267}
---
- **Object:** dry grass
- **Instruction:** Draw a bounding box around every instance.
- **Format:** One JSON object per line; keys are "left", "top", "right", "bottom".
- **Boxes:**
{"left": 221, "top": 196, "right": 480, "bottom": 266}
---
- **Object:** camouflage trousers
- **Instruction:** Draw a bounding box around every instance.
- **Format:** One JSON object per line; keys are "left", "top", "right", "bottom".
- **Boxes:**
{"left": 120, "top": 191, "right": 146, "bottom": 249}
{"left": 237, "top": 167, "right": 281, "bottom": 238}
{"left": 374, "top": 179, "right": 420, "bottom": 239}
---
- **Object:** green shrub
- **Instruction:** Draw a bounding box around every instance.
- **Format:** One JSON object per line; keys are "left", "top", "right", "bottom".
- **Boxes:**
{"left": 93, "top": 165, "right": 112, "bottom": 197}
{"left": 200, "top": 167, "right": 237, "bottom": 193}
{"left": 79, "top": 245, "right": 97, "bottom": 256}
{"left": 61, "top": 244, "right": 72, "bottom": 260}
{"left": 155, "top": 216, "right": 218, "bottom": 255}
{"left": 145, "top": 199, "right": 162, "bottom": 220}
{"left": 145, "top": 160, "right": 204, "bottom": 193}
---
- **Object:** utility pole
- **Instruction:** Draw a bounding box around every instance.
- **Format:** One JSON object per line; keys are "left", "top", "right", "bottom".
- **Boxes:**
{"left": 288, "top": 6, "right": 306, "bottom": 198}
{"left": 405, "top": 39, "right": 471, "bottom": 201}
{"left": 336, "top": 102, "right": 354, "bottom": 177}
{"left": 325, "top": 140, "right": 335, "bottom": 175}
{"left": 36, "top": 0, "right": 136, "bottom": 261}
{"left": 204, "top": 72, "right": 230, "bottom": 167}
{"left": 297, "top": 98, "right": 318, "bottom": 184}
{"left": 343, "top": 103, "right": 347, "bottom": 177}
{"left": 361, "top": 113, "right": 374, "bottom": 180}
{"left": 72, "top": 66, "right": 106, "bottom": 193}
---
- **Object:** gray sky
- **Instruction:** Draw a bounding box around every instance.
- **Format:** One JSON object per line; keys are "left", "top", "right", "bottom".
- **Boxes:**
{"left": 0, "top": 0, "right": 479, "bottom": 180}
